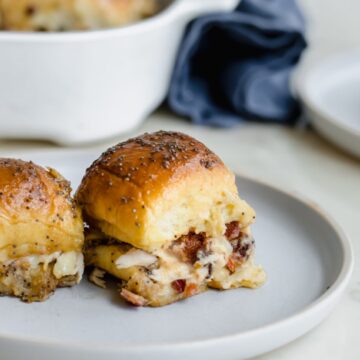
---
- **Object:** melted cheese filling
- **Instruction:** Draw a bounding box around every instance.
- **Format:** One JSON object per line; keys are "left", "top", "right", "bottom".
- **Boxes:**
{"left": 1, "top": 251, "right": 84, "bottom": 280}
{"left": 116, "top": 249, "right": 157, "bottom": 269}
{"left": 90, "top": 235, "right": 264, "bottom": 290}
{"left": 53, "top": 251, "right": 84, "bottom": 280}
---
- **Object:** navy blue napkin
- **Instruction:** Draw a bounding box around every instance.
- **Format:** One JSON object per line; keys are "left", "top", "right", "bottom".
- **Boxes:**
{"left": 168, "top": 0, "right": 307, "bottom": 126}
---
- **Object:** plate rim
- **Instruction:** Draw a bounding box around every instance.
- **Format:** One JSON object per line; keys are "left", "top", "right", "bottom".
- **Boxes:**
{"left": 0, "top": 152, "right": 354, "bottom": 352}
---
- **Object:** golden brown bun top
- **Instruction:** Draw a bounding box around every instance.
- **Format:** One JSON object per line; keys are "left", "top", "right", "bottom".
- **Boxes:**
{"left": 0, "top": 159, "right": 84, "bottom": 260}
{"left": 76, "top": 131, "right": 255, "bottom": 251}
{"left": 85, "top": 130, "right": 223, "bottom": 188}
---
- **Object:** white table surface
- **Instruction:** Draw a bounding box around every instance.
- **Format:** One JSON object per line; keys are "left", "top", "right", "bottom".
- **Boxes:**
{"left": 0, "top": 0, "right": 359, "bottom": 359}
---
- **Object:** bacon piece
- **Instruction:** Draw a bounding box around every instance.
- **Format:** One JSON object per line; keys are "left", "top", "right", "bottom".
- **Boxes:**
{"left": 226, "top": 257, "right": 236, "bottom": 273}
{"left": 120, "top": 288, "right": 149, "bottom": 307}
{"left": 225, "top": 221, "right": 241, "bottom": 240}
{"left": 226, "top": 221, "right": 254, "bottom": 265}
{"left": 171, "top": 232, "right": 206, "bottom": 263}
{"left": 227, "top": 241, "right": 253, "bottom": 273}
{"left": 171, "top": 279, "right": 186, "bottom": 294}
{"left": 185, "top": 283, "right": 198, "bottom": 297}
{"left": 230, "top": 239, "right": 252, "bottom": 259}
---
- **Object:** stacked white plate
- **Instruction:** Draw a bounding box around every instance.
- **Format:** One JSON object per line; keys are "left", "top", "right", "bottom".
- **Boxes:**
{"left": 297, "top": 50, "right": 360, "bottom": 158}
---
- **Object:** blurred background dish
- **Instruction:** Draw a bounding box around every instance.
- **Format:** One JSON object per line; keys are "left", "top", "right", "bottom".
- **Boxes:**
{"left": 297, "top": 50, "right": 360, "bottom": 158}
{"left": 0, "top": 0, "right": 238, "bottom": 145}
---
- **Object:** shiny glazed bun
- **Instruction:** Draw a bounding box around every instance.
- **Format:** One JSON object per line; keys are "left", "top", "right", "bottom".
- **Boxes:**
{"left": 0, "top": 159, "right": 83, "bottom": 257}
{"left": 0, "top": 159, "right": 84, "bottom": 302}
{"left": 76, "top": 131, "right": 255, "bottom": 252}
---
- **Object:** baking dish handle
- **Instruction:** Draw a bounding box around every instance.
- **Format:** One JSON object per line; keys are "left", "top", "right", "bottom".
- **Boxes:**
{"left": 174, "top": 0, "right": 239, "bottom": 18}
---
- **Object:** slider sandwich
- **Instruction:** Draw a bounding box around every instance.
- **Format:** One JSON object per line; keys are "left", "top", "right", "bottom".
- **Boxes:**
{"left": 0, "top": 159, "right": 84, "bottom": 302}
{"left": 76, "top": 131, "right": 265, "bottom": 307}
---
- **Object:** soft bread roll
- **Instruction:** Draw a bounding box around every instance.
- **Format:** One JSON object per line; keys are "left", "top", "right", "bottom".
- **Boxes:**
{"left": 0, "top": 159, "right": 83, "bottom": 257}
{"left": 76, "top": 131, "right": 255, "bottom": 251}
{"left": 0, "top": 159, "right": 84, "bottom": 302}
{"left": 77, "top": 131, "right": 265, "bottom": 307}
{"left": 0, "top": 0, "right": 159, "bottom": 31}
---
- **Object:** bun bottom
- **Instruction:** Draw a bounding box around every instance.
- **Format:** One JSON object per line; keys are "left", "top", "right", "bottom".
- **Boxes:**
{"left": 0, "top": 252, "right": 84, "bottom": 302}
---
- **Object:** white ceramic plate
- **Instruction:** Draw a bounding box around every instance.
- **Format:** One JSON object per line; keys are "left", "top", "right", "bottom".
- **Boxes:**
{"left": 297, "top": 50, "right": 360, "bottom": 158}
{"left": 0, "top": 151, "right": 353, "bottom": 360}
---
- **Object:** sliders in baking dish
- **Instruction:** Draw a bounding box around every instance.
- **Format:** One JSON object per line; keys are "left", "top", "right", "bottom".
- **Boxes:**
{"left": 0, "top": 159, "right": 84, "bottom": 302}
{"left": 76, "top": 131, "right": 266, "bottom": 307}
{"left": 0, "top": 0, "right": 159, "bottom": 31}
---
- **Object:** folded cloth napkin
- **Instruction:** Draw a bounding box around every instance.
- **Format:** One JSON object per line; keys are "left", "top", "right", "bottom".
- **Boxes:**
{"left": 168, "top": 0, "right": 307, "bottom": 126}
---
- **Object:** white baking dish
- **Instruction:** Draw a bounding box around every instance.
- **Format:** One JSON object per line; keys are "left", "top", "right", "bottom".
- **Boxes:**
{"left": 0, "top": 0, "right": 238, "bottom": 145}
